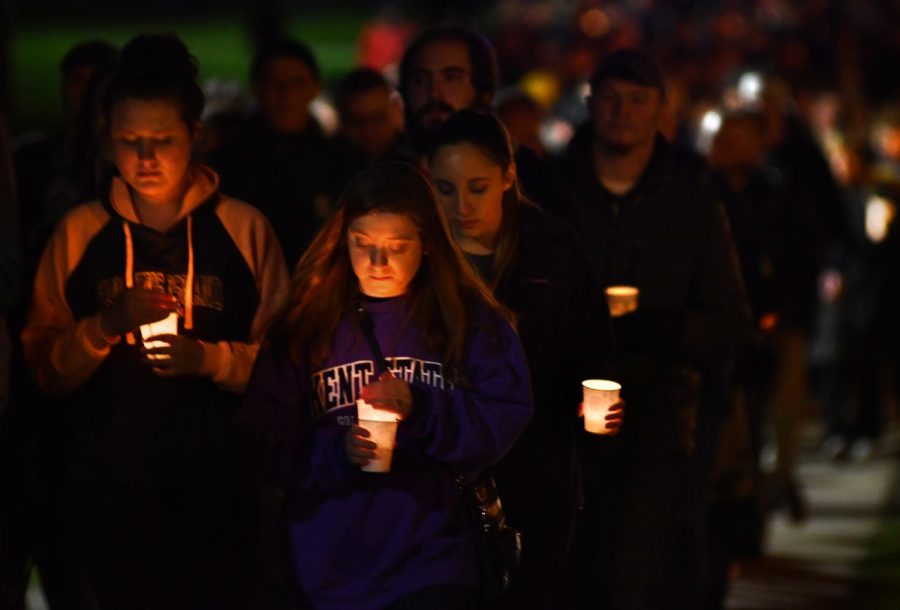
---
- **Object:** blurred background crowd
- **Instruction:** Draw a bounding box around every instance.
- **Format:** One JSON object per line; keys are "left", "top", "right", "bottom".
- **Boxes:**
{"left": 2, "top": 0, "right": 900, "bottom": 608}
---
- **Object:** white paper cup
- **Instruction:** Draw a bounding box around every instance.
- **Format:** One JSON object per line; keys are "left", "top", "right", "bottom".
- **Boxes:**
{"left": 605, "top": 286, "right": 639, "bottom": 317}
{"left": 582, "top": 379, "right": 622, "bottom": 435}
{"left": 357, "top": 399, "right": 400, "bottom": 473}
{"left": 139, "top": 312, "right": 179, "bottom": 360}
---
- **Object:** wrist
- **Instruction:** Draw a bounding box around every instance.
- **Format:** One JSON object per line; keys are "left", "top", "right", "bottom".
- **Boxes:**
{"left": 84, "top": 315, "right": 119, "bottom": 353}
{"left": 98, "top": 309, "right": 122, "bottom": 339}
{"left": 96, "top": 312, "right": 121, "bottom": 344}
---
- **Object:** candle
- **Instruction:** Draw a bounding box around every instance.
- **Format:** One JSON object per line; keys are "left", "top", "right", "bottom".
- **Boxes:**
{"left": 605, "top": 285, "right": 639, "bottom": 318}
{"left": 356, "top": 398, "right": 400, "bottom": 473}
{"left": 139, "top": 312, "right": 179, "bottom": 360}
{"left": 582, "top": 379, "right": 622, "bottom": 435}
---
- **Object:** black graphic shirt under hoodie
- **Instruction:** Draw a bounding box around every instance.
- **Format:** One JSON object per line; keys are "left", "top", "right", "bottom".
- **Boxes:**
{"left": 22, "top": 164, "right": 289, "bottom": 490}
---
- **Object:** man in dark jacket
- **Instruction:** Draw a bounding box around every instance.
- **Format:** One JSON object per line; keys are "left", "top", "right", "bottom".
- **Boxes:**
{"left": 562, "top": 49, "right": 752, "bottom": 610}
{"left": 211, "top": 39, "right": 338, "bottom": 268}
{"left": 331, "top": 68, "right": 406, "bottom": 192}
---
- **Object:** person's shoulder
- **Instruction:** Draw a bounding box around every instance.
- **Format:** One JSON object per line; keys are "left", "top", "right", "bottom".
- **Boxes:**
{"left": 465, "top": 294, "right": 511, "bottom": 331}
{"left": 40, "top": 200, "right": 112, "bottom": 274}
{"left": 654, "top": 141, "right": 722, "bottom": 213}
{"left": 517, "top": 203, "right": 583, "bottom": 250}
{"left": 213, "top": 195, "right": 283, "bottom": 255}
{"left": 58, "top": 199, "right": 110, "bottom": 233}
{"left": 216, "top": 194, "right": 268, "bottom": 220}
{"left": 215, "top": 194, "right": 279, "bottom": 233}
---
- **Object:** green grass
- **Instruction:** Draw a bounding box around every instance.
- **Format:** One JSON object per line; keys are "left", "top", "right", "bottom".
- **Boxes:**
{"left": 10, "top": 10, "right": 368, "bottom": 132}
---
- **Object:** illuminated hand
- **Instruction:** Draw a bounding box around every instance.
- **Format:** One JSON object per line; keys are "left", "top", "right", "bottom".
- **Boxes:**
{"left": 608, "top": 301, "right": 638, "bottom": 318}
{"left": 345, "top": 425, "right": 376, "bottom": 466}
{"left": 578, "top": 398, "right": 626, "bottom": 435}
{"left": 141, "top": 334, "right": 205, "bottom": 377}
{"left": 604, "top": 400, "right": 625, "bottom": 435}
{"left": 360, "top": 371, "right": 413, "bottom": 419}
{"left": 100, "top": 288, "right": 177, "bottom": 337}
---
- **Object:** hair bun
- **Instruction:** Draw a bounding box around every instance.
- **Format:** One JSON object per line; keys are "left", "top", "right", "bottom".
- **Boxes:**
{"left": 105, "top": 33, "right": 205, "bottom": 124}
{"left": 119, "top": 33, "right": 198, "bottom": 84}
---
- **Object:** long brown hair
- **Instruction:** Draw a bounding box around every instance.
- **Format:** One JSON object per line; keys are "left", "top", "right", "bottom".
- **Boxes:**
{"left": 426, "top": 109, "right": 535, "bottom": 289}
{"left": 266, "top": 162, "right": 512, "bottom": 379}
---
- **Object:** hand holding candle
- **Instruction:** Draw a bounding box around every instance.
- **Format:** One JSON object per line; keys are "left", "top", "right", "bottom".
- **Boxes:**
{"left": 581, "top": 379, "right": 624, "bottom": 434}
{"left": 360, "top": 371, "right": 413, "bottom": 418}
{"left": 580, "top": 398, "right": 625, "bottom": 435}
{"left": 139, "top": 311, "right": 179, "bottom": 360}
{"left": 140, "top": 332, "right": 204, "bottom": 376}
{"left": 356, "top": 397, "right": 401, "bottom": 473}
{"left": 100, "top": 288, "right": 177, "bottom": 337}
{"left": 345, "top": 425, "right": 378, "bottom": 466}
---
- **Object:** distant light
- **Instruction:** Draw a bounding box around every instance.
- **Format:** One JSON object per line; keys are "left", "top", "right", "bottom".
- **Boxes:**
{"left": 579, "top": 8, "right": 611, "bottom": 39}
{"left": 700, "top": 109, "right": 723, "bottom": 135}
{"left": 521, "top": 70, "right": 561, "bottom": 108}
{"left": 737, "top": 72, "right": 763, "bottom": 104}
{"left": 579, "top": 81, "right": 592, "bottom": 103}
{"left": 865, "top": 195, "right": 896, "bottom": 243}
{"left": 310, "top": 98, "right": 339, "bottom": 136}
{"left": 539, "top": 117, "right": 575, "bottom": 156}
{"left": 695, "top": 109, "right": 722, "bottom": 154}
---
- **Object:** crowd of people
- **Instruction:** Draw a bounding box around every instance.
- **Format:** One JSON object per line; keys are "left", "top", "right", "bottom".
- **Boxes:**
{"left": 0, "top": 6, "right": 898, "bottom": 610}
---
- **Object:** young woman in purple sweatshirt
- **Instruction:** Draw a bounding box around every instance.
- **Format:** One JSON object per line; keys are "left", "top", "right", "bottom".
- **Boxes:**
{"left": 238, "top": 162, "right": 533, "bottom": 610}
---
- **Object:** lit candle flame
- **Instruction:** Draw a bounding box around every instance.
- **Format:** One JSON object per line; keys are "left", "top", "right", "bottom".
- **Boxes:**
{"left": 865, "top": 195, "right": 896, "bottom": 243}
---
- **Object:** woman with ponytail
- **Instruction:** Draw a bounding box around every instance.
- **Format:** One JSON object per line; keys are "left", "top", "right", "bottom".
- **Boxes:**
{"left": 427, "top": 110, "right": 618, "bottom": 610}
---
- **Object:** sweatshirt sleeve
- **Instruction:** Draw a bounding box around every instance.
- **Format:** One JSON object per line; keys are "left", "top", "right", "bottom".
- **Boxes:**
{"left": 237, "top": 349, "right": 353, "bottom": 494}
{"left": 399, "top": 308, "right": 534, "bottom": 476}
{"left": 21, "top": 203, "right": 113, "bottom": 396}
{"left": 205, "top": 198, "right": 290, "bottom": 393}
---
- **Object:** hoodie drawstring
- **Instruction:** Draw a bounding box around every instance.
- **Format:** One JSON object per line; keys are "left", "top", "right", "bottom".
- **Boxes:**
{"left": 122, "top": 222, "right": 136, "bottom": 345}
{"left": 120, "top": 216, "right": 195, "bottom": 342}
{"left": 185, "top": 215, "right": 194, "bottom": 330}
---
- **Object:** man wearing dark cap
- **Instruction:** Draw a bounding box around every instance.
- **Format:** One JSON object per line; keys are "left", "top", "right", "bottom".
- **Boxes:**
{"left": 562, "top": 48, "right": 752, "bottom": 609}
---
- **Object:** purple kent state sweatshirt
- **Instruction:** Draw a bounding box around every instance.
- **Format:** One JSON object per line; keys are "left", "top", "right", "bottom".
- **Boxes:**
{"left": 238, "top": 295, "right": 533, "bottom": 610}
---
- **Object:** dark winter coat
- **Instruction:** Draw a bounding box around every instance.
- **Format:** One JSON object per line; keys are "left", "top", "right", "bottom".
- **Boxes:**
{"left": 563, "top": 127, "right": 752, "bottom": 454}
{"left": 489, "top": 204, "right": 614, "bottom": 511}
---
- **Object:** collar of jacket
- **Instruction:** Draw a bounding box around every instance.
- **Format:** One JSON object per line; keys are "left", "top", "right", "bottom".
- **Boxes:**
{"left": 102, "top": 163, "right": 220, "bottom": 225}
{"left": 567, "top": 124, "right": 680, "bottom": 205}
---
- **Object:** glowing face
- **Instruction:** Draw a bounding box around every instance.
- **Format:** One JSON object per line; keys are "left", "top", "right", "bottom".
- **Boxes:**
{"left": 348, "top": 212, "right": 424, "bottom": 298}
{"left": 407, "top": 39, "right": 478, "bottom": 135}
{"left": 429, "top": 143, "right": 513, "bottom": 254}
{"left": 109, "top": 97, "right": 196, "bottom": 205}
{"left": 590, "top": 79, "right": 663, "bottom": 152}
{"left": 254, "top": 56, "right": 320, "bottom": 134}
